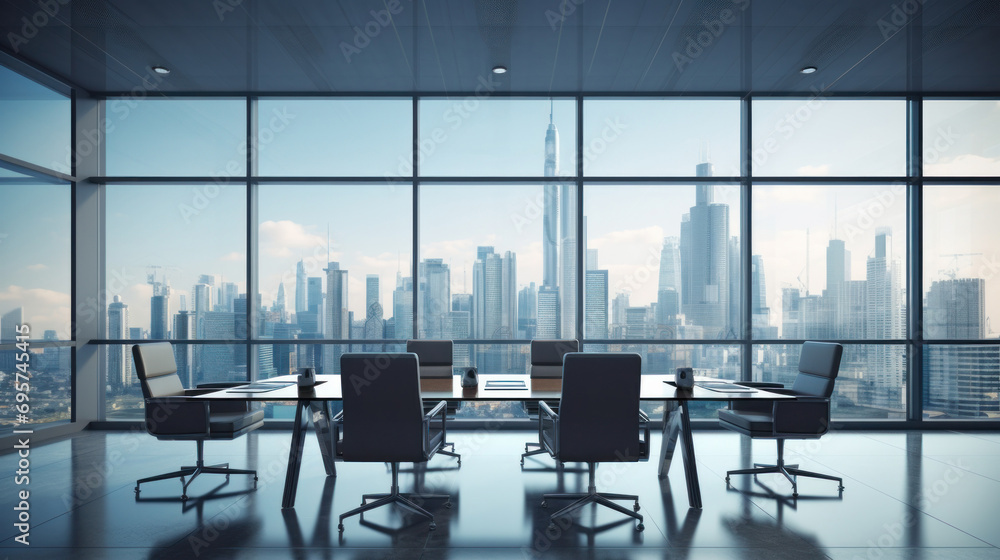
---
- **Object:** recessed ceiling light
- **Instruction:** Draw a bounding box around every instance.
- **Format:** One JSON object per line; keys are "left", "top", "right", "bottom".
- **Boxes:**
{"left": 152, "top": 66, "right": 171, "bottom": 75}
{"left": 800, "top": 66, "right": 817, "bottom": 74}
{"left": 492, "top": 65, "right": 508, "bottom": 74}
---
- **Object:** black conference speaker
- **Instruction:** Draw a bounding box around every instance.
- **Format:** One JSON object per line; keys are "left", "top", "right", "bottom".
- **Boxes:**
{"left": 461, "top": 367, "right": 479, "bottom": 387}
{"left": 675, "top": 367, "right": 694, "bottom": 389}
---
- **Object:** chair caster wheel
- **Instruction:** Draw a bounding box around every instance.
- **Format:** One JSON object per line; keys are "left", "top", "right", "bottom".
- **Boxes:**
{"left": 338, "top": 524, "right": 344, "bottom": 532}
{"left": 637, "top": 523, "right": 644, "bottom": 532}
{"left": 181, "top": 494, "right": 188, "bottom": 501}
{"left": 792, "top": 492, "right": 799, "bottom": 498}
{"left": 838, "top": 485, "right": 845, "bottom": 491}
{"left": 429, "top": 522, "right": 437, "bottom": 531}
{"left": 444, "top": 501, "right": 452, "bottom": 509}
{"left": 725, "top": 476, "right": 730, "bottom": 483}
{"left": 134, "top": 486, "right": 140, "bottom": 494}
{"left": 633, "top": 503, "right": 640, "bottom": 512}
{"left": 225, "top": 474, "right": 230, "bottom": 482}
{"left": 541, "top": 501, "right": 547, "bottom": 508}
{"left": 548, "top": 523, "right": 556, "bottom": 532}
{"left": 520, "top": 459, "right": 524, "bottom": 467}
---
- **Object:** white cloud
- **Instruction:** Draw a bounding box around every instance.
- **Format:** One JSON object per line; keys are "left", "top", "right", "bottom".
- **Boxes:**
{"left": 925, "top": 154, "right": 1000, "bottom": 176}
{"left": 0, "top": 286, "right": 71, "bottom": 335}
{"left": 259, "top": 220, "right": 327, "bottom": 258}
{"left": 797, "top": 164, "right": 831, "bottom": 176}
{"left": 589, "top": 226, "right": 664, "bottom": 251}
{"left": 26, "top": 264, "right": 47, "bottom": 271}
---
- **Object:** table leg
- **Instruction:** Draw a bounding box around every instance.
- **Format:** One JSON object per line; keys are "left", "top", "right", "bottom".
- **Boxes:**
{"left": 309, "top": 401, "right": 337, "bottom": 477}
{"left": 658, "top": 401, "right": 683, "bottom": 478}
{"left": 678, "top": 400, "right": 702, "bottom": 509}
{"left": 282, "top": 400, "right": 309, "bottom": 509}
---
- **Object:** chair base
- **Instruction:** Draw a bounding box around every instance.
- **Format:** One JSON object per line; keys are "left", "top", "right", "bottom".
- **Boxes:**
{"left": 338, "top": 462, "right": 451, "bottom": 532}
{"left": 541, "top": 463, "right": 643, "bottom": 532}
{"left": 521, "top": 442, "right": 549, "bottom": 466}
{"left": 134, "top": 440, "right": 257, "bottom": 501}
{"left": 438, "top": 443, "right": 462, "bottom": 465}
{"left": 725, "top": 439, "right": 844, "bottom": 497}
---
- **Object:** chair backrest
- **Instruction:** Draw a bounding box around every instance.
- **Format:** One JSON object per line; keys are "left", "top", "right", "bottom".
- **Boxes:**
{"left": 339, "top": 353, "right": 426, "bottom": 462}
{"left": 791, "top": 342, "right": 843, "bottom": 398}
{"left": 406, "top": 340, "right": 453, "bottom": 378}
{"left": 132, "top": 343, "right": 185, "bottom": 399}
{"left": 558, "top": 353, "right": 643, "bottom": 462}
{"left": 529, "top": 339, "right": 579, "bottom": 378}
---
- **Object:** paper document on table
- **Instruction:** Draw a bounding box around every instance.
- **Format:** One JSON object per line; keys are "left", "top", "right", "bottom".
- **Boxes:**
{"left": 227, "top": 382, "right": 296, "bottom": 393}
{"left": 484, "top": 380, "right": 527, "bottom": 390}
{"left": 696, "top": 382, "right": 757, "bottom": 393}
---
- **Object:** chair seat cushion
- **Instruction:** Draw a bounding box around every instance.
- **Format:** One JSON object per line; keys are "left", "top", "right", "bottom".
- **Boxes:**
{"left": 210, "top": 409, "right": 265, "bottom": 434}
{"left": 718, "top": 410, "right": 774, "bottom": 434}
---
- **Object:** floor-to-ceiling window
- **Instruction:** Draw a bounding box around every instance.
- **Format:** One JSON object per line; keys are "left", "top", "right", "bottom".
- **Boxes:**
{"left": 0, "top": 63, "right": 73, "bottom": 433}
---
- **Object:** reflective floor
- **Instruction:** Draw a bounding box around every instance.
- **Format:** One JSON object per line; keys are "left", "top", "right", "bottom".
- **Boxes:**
{"left": 2, "top": 429, "right": 999, "bottom": 559}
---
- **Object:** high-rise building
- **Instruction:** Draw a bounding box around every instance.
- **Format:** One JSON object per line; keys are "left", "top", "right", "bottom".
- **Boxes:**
{"left": 866, "top": 228, "right": 905, "bottom": 409}
{"left": 420, "top": 259, "right": 450, "bottom": 338}
{"left": 275, "top": 282, "right": 286, "bottom": 312}
{"left": 218, "top": 281, "right": 238, "bottom": 312}
{"left": 585, "top": 270, "right": 608, "bottom": 347}
{"left": 295, "top": 259, "right": 307, "bottom": 314}
{"left": 543, "top": 105, "right": 559, "bottom": 291}
{"left": 393, "top": 274, "right": 414, "bottom": 340}
{"left": 680, "top": 161, "right": 731, "bottom": 338}
{"left": 364, "top": 274, "right": 384, "bottom": 350}
{"left": 150, "top": 294, "right": 169, "bottom": 339}
{"left": 451, "top": 293, "right": 473, "bottom": 366}
{"left": 925, "top": 278, "right": 985, "bottom": 339}
{"left": 536, "top": 286, "right": 559, "bottom": 338}
{"left": 502, "top": 251, "right": 517, "bottom": 339}
{"left": 517, "top": 282, "right": 538, "bottom": 339}
{"left": 559, "top": 183, "right": 576, "bottom": 339}
{"left": 658, "top": 237, "right": 681, "bottom": 294}
{"left": 324, "top": 262, "right": 349, "bottom": 374}
{"left": 107, "top": 296, "right": 130, "bottom": 390}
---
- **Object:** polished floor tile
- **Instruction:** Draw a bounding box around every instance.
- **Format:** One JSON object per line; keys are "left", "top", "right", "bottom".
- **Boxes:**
{"left": 1, "top": 429, "right": 999, "bottom": 559}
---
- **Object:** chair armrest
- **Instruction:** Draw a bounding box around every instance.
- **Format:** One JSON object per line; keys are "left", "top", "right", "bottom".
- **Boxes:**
{"left": 772, "top": 398, "right": 831, "bottom": 435}
{"left": 539, "top": 401, "right": 558, "bottom": 420}
{"left": 639, "top": 409, "right": 650, "bottom": 422}
{"left": 639, "top": 413, "right": 651, "bottom": 460}
{"left": 423, "top": 400, "right": 449, "bottom": 454}
{"left": 538, "top": 401, "right": 559, "bottom": 456}
{"left": 144, "top": 398, "right": 210, "bottom": 436}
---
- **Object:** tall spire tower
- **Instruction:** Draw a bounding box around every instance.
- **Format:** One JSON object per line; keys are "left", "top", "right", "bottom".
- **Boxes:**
{"left": 543, "top": 99, "right": 559, "bottom": 289}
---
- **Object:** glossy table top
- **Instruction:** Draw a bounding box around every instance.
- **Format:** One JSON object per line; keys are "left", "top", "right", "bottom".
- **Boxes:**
{"left": 194, "top": 374, "right": 794, "bottom": 402}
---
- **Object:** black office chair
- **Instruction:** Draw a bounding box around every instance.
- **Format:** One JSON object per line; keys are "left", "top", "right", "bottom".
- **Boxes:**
{"left": 336, "top": 353, "right": 452, "bottom": 532}
{"left": 132, "top": 342, "right": 262, "bottom": 501}
{"left": 537, "top": 352, "right": 649, "bottom": 532}
{"left": 406, "top": 339, "right": 461, "bottom": 464}
{"left": 522, "top": 339, "right": 579, "bottom": 466}
{"left": 720, "top": 341, "right": 845, "bottom": 497}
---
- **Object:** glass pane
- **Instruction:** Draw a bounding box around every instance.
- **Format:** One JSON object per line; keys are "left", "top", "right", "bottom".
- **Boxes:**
{"left": 105, "top": 98, "right": 246, "bottom": 177}
{"left": 257, "top": 185, "right": 412, "bottom": 376}
{"left": 751, "top": 99, "right": 906, "bottom": 176}
{"left": 0, "top": 345, "right": 71, "bottom": 433}
{"left": 583, "top": 99, "right": 740, "bottom": 177}
{"left": 753, "top": 185, "right": 907, "bottom": 340}
{"left": 923, "top": 100, "right": 1000, "bottom": 176}
{"left": 417, "top": 98, "right": 576, "bottom": 177}
{"left": 0, "top": 174, "right": 72, "bottom": 339}
{"left": 256, "top": 99, "right": 412, "bottom": 177}
{"left": 754, "top": 344, "right": 906, "bottom": 419}
{"left": 924, "top": 345, "right": 999, "bottom": 419}
{"left": 106, "top": 343, "right": 249, "bottom": 419}
{"left": 922, "top": 186, "right": 1000, "bottom": 340}
{"left": 420, "top": 184, "right": 578, "bottom": 340}
{"left": 585, "top": 184, "right": 742, "bottom": 340}
{"left": 0, "top": 64, "right": 70, "bottom": 173}
{"left": 104, "top": 185, "right": 246, "bottom": 347}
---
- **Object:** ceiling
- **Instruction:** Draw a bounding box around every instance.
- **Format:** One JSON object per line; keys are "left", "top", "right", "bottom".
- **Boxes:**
{"left": 1, "top": 0, "right": 999, "bottom": 95}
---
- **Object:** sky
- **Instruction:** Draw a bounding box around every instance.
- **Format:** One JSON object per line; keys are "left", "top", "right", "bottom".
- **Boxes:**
{"left": 2, "top": 78, "right": 1000, "bottom": 340}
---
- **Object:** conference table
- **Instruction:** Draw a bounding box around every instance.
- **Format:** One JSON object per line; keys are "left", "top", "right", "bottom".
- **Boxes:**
{"left": 197, "top": 373, "right": 792, "bottom": 510}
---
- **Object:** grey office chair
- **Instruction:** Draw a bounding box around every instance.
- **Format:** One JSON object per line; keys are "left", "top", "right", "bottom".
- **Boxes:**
{"left": 132, "top": 342, "right": 262, "bottom": 500}
{"left": 406, "top": 339, "right": 461, "bottom": 463}
{"left": 537, "top": 352, "right": 649, "bottom": 531}
{"left": 720, "top": 341, "right": 845, "bottom": 497}
{"left": 522, "top": 339, "right": 579, "bottom": 465}
{"left": 336, "top": 353, "right": 452, "bottom": 532}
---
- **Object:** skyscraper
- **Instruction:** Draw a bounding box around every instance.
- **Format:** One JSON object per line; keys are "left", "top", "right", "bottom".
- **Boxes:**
{"left": 680, "top": 161, "right": 730, "bottom": 338}
{"left": 364, "top": 274, "right": 384, "bottom": 350}
{"left": 393, "top": 273, "right": 414, "bottom": 339}
{"left": 517, "top": 282, "right": 538, "bottom": 339}
{"left": 325, "top": 262, "right": 349, "bottom": 374}
{"left": 150, "top": 294, "right": 169, "bottom": 339}
{"left": 543, "top": 103, "right": 559, "bottom": 291}
{"left": 107, "top": 296, "right": 130, "bottom": 390}
{"left": 420, "top": 259, "right": 450, "bottom": 338}
{"left": 658, "top": 237, "right": 681, "bottom": 294}
{"left": 866, "top": 228, "right": 905, "bottom": 409}
{"left": 559, "top": 182, "right": 577, "bottom": 339}
{"left": 585, "top": 270, "right": 609, "bottom": 349}
{"left": 295, "top": 259, "right": 307, "bottom": 314}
